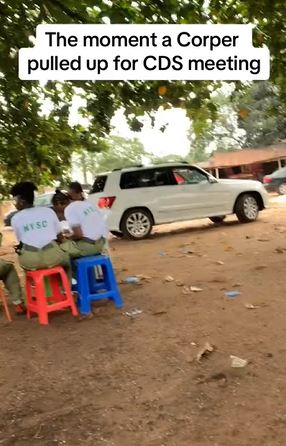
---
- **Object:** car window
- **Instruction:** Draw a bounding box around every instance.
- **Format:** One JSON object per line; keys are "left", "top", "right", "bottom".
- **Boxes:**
{"left": 34, "top": 194, "right": 53, "bottom": 206}
{"left": 90, "top": 175, "right": 107, "bottom": 193}
{"left": 120, "top": 168, "right": 171, "bottom": 189}
{"left": 172, "top": 168, "right": 208, "bottom": 185}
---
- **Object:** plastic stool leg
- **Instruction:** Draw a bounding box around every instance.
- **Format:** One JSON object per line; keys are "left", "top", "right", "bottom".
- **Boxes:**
{"left": 104, "top": 261, "right": 124, "bottom": 309}
{"left": 78, "top": 297, "right": 91, "bottom": 315}
{"left": 25, "top": 276, "right": 33, "bottom": 320}
{"left": 35, "top": 277, "right": 49, "bottom": 325}
{"left": 77, "top": 265, "right": 92, "bottom": 315}
{"left": 87, "top": 266, "right": 97, "bottom": 293}
{"left": 59, "top": 270, "right": 78, "bottom": 317}
{"left": 49, "top": 274, "right": 64, "bottom": 303}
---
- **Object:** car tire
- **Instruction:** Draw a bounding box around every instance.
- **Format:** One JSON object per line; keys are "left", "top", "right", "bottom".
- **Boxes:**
{"left": 235, "top": 194, "right": 259, "bottom": 223}
{"left": 110, "top": 231, "right": 124, "bottom": 239}
{"left": 278, "top": 183, "right": 286, "bottom": 195}
{"left": 121, "top": 208, "right": 153, "bottom": 240}
{"left": 209, "top": 216, "right": 226, "bottom": 224}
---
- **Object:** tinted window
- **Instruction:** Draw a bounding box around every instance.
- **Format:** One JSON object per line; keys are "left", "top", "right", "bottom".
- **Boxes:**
{"left": 90, "top": 175, "right": 107, "bottom": 193}
{"left": 172, "top": 167, "right": 208, "bottom": 184}
{"left": 120, "top": 168, "right": 171, "bottom": 189}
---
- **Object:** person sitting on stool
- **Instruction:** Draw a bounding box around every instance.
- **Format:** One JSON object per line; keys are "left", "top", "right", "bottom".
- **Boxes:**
{"left": 10, "top": 182, "right": 71, "bottom": 277}
{"left": 0, "top": 233, "right": 26, "bottom": 315}
{"left": 61, "top": 181, "right": 108, "bottom": 258}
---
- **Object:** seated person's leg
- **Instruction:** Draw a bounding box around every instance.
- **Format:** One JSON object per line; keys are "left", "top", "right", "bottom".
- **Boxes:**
{"left": 20, "top": 243, "right": 72, "bottom": 281}
{"left": 0, "top": 259, "right": 25, "bottom": 313}
{"left": 76, "top": 238, "right": 106, "bottom": 257}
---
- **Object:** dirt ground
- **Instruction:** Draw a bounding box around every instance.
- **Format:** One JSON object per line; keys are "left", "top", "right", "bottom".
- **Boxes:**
{"left": 2, "top": 197, "right": 286, "bottom": 445}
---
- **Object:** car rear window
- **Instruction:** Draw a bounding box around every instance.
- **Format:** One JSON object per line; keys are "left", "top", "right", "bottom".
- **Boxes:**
{"left": 90, "top": 175, "right": 107, "bottom": 193}
{"left": 120, "top": 168, "right": 172, "bottom": 189}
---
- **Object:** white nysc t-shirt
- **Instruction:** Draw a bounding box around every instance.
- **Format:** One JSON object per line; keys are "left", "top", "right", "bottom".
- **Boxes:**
{"left": 11, "top": 207, "right": 61, "bottom": 248}
{"left": 64, "top": 200, "right": 108, "bottom": 241}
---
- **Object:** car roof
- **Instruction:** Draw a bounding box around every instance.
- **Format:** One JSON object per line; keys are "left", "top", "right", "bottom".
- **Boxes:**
{"left": 96, "top": 162, "right": 196, "bottom": 176}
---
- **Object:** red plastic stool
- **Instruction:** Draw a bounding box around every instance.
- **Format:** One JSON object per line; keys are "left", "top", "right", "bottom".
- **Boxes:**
{"left": 25, "top": 266, "right": 78, "bottom": 325}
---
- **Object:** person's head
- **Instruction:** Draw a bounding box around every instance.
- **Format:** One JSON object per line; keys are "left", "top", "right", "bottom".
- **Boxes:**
{"left": 10, "top": 182, "right": 38, "bottom": 210}
{"left": 52, "top": 189, "right": 70, "bottom": 217}
{"left": 68, "top": 181, "right": 84, "bottom": 201}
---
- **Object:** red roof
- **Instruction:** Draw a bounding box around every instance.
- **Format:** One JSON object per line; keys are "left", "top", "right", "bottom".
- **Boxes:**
{"left": 201, "top": 144, "right": 286, "bottom": 169}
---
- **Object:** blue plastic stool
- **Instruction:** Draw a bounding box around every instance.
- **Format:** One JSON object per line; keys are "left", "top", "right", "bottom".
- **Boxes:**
{"left": 72, "top": 255, "right": 124, "bottom": 315}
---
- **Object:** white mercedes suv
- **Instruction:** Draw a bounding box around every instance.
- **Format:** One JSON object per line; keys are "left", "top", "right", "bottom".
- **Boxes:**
{"left": 88, "top": 163, "right": 269, "bottom": 240}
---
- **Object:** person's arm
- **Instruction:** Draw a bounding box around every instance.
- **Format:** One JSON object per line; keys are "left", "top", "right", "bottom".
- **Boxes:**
{"left": 70, "top": 226, "right": 83, "bottom": 240}
{"left": 64, "top": 205, "right": 83, "bottom": 241}
{"left": 11, "top": 216, "right": 21, "bottom": 243}
{"left": 56, "top": 232, "right": 64, "bottom": 243}
{"left": 11, "top": 217, "right": 23, "bottom": 254}
{"left": 52, "top": 211, "right": 64, "bottom": 243}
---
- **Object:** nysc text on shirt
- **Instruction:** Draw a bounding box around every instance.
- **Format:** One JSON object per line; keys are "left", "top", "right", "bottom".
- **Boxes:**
{"left": 11, "top": 207, "right": 62, "bottom": 249}
{"left": 64, "top": 200, "right": 108, "bottom": 241}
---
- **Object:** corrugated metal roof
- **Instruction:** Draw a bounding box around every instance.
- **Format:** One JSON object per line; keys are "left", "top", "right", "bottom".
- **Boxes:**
{"left": 203, "top": 144, "right": 286, "bottom": 169}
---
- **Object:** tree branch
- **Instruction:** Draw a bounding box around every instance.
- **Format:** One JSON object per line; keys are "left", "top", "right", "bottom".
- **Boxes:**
{"left": 47, "top": 0, "right": 90, "bottom": 23}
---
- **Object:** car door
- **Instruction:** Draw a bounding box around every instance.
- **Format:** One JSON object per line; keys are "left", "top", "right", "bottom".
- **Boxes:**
{"left": 119, "top": 167, "right": 178, "bottom": 223}
{"left": 169, "top": 166, "right": 229, "bottom": 220}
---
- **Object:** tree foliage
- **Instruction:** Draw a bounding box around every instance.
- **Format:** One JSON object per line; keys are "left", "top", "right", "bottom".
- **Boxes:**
{"left": 236, "top": 82, "right": 286, "bottom": 147}
{"left": 74, "top": 136, "right": 149, "bottom": 180}
{"left": 189, "top": 81, "right": 286, "bottom": 160}
{"left": 188, "top": 85, "right": 245, "bottom": 160}
{"left": 75, "top": 137, "right": 190, "bottom": 181}
{"left": 207, "top": 0, "right": 286, "bottom": 99}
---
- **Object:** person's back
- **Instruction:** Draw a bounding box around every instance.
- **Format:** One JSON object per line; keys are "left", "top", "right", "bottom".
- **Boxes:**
{"left": 62, "top": 181, "right": 108, "bottom": 257}
{"left": 12, "top": 206, "right": 62, "bottom": 249}
{"left": 64, "top": 200, "right": 108, "bottom": 242}
{"left": 10, "top": 181, "right": 70, "bottom": 274}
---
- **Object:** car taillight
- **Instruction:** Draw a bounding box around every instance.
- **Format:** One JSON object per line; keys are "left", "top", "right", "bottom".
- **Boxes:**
{"left": 263, "top": 176, "right": 272, "bottom": 184}
{"left": 98, "top": 196, "right": 116, "bottom": 209}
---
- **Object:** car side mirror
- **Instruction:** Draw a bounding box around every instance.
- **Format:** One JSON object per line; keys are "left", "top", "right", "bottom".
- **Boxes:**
{"left": 208, "top": 176, "right": 218, "bottom": 184}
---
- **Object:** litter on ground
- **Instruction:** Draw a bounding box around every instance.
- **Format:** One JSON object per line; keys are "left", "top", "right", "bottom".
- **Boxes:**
{"left": 196, "top": 342, "right": 215, "bottom": 362}
{"left": 225, "top": 291, "right": 241, "bottom": 298}
{"left": 230, "top": 355, "right": 248, "bottom": 368}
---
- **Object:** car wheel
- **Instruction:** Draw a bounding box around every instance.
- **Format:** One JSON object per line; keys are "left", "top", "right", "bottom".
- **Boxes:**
{"left": 209, "top": 216, "right": 226, "bottom": 224}
{"left": 235, "top": 194, "right": 259, "bottom": 223}
{"left": 278, "top": 183, "right": 286, "bottom": 195}
{"left": 110, "top": 231, "right": 124, "bottom": 239}
{"left": 121, "top": 208, "right": 153, "bottom": 240}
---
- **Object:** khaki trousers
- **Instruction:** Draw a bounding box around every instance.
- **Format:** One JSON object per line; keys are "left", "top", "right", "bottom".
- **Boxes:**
{"left": 0, "top": 259, "right": 23, "bottom": 305}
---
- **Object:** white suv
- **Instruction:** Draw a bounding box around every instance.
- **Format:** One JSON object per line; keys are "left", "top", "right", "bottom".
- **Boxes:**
{"left": 88, "top": 163, "right": 269, "bottom": 240}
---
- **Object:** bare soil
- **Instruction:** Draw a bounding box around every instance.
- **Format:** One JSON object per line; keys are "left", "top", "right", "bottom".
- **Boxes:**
{"left": 1, "top": 198, "right": 286, "bottom": 445}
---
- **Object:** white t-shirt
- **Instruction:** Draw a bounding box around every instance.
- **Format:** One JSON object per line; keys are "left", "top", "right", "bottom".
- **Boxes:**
{"left": 64, "top": 200, "right": 108, "bottom": 241}
{"left": 11, "top": 207, "right": 61, "bottom": 248}
{"left": 59, "top": 220, "right": 71, "bottom": 232}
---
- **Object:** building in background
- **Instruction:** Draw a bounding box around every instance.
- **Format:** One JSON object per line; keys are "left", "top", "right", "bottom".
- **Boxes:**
{"left": 199, "top": 143, "right": 286, "bottom": 181}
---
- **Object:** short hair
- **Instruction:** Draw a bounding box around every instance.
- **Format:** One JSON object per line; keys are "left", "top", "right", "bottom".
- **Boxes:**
{"left": 10, "top": 182, "right": 38, "bottom": 205}
{"left": 52, "top": 189, "right": 70, "bottom": 205}
{"left": 69, "top": 181, "right": 83, "bottom": 193}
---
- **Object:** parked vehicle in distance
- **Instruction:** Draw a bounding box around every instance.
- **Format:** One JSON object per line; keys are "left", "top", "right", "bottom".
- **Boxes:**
{"left": 263, "top": 167, "right": 286, "bottom": 195}
{"left": 88, "top": 163, "right": 269, "bottom": 240}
